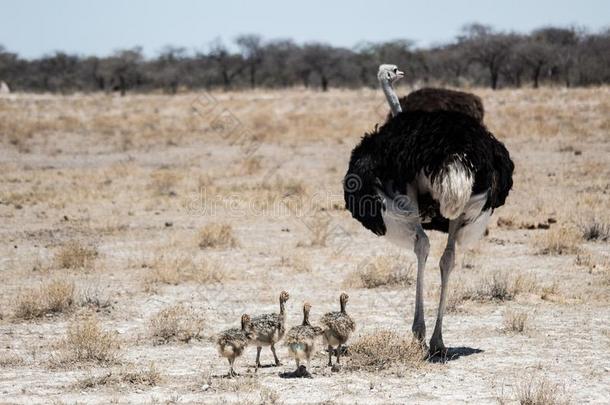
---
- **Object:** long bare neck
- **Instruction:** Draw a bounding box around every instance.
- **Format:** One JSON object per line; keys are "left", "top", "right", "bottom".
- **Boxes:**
{"left": 302, "top": 308, "right": 310, "bottom": 326}
{"left": 340, "top": 300, "right": 346, "bottom": 314}
{"left": 380, "top": 78, "right": 402, "bottom": 117}
{"left": 279, "top": 298, "right": 285, "bottom": 316}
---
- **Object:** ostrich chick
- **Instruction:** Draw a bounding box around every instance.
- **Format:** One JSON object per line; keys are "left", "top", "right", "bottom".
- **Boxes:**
{"left": 284, "top": 302, "right": 323, "bottom": 375}
{"left": 217, "top": 314, "right": 255, "bottom": 377}
{"left": 320, "top": 293, "right": 355, "bottom": 366}
{"left": 250, "top": 291, "right": 290, "bottom": 370}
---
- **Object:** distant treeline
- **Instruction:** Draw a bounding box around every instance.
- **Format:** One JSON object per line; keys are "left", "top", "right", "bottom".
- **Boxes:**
{"left": 1, "top": 24, "right": 609, "bottom": 94}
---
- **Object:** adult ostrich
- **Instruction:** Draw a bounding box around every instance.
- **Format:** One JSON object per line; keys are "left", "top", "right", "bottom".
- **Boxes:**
{"left": 380, "top": 65, "right": 484, "bottom": 122}
{"left": 344, "top": 64, "right": 514, "bottom": 354}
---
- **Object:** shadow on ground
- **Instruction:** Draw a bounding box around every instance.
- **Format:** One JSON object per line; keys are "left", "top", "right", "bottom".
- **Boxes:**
{"left": 428, "top": 347, "right": 484, "bottom": 363}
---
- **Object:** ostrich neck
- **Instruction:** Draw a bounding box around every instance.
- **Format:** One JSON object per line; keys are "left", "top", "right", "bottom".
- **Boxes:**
{"left": 340, "top": 301, "right": 346, "bottom": 314}
{"left": 302, "top": 309, "right": 310, "bottom": 326}
{"left": 381, "top": 79, "right": 402, "bottom": 117}
{"left": 279, "top": 299, "right": 285, "bottom": 316}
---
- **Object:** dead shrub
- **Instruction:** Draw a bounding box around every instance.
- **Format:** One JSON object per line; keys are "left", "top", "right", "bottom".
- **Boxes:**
{"left": 344, "top": 256, "right": 414, "bottom": 288}
{"left": 503, "top": 309, "right": 529, "bottom": 333}
{"left": 149, "top": 304, "right": 204, "bottom": 344}
{"left": 580, "top": 219, "right": 610, "bottom": 242}
{"left": 348, "top": 330, "right": 426, "bottom": 371}
{"left": 535, "top": 226, "right": 581, "bottom": 255}
{"left": 14, "top": 280, "right": 75, "bottom": 319}
{"left": 55, "top": 316, "right": 120, "bottom": 365}
{"left": 54, "top": 241, "right": 97, "bottom": 269}
{"left": 77, "top": 362, "right": 162, "bottom": 389}
{"left": 198, "top": 223, "right": 239, "bottom": 249}
{"left": 517, "top": 376, "right": 569, "bottom": 405}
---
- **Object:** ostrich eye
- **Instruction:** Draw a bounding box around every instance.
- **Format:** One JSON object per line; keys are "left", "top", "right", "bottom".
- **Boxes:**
{"left": 393, "top": 68, "right": 397, "bottom": 73}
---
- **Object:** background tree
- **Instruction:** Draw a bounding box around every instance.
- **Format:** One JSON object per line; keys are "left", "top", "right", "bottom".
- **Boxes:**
{"left": 235, "top": 34, "right": 264, "bottom": 89}
{"left": 460, "top": 24, "right": 519, "bottom": 89}
{"left": 208, "top": 38, "right": 244, "bottom": 91}
{"left": 0, "top": 24, "right": 607, "bottom": 93}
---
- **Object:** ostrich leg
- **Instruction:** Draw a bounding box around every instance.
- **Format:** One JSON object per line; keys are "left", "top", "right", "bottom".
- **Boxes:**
{"left": 255, "top": 346, "right": 262, "bottom": 370}
{"left": 430, "top": 219, "right": 461, "bottom": 355}
{"left": 412, "top": 226, "right": 430, "bottom": 343}
{"left": 270, "top": 343, "right": 281, "bottom": 366}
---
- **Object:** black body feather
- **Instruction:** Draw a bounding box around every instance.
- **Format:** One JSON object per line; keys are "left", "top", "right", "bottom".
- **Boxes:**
{"left": 386, "top": 87, "right": 485, "bottom": 123}
{"left": 344, "top": 110, "right": 514, "bottom": 235}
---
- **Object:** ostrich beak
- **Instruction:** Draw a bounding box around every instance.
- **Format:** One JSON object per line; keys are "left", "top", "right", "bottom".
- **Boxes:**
{"left": 396, "top": 70, "right": 405, "bottom": 79}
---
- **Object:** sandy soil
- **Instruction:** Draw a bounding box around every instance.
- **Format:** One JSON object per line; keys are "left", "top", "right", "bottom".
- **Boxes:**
{"left": 0, "top": 88, "right": 609, "bottom": 404}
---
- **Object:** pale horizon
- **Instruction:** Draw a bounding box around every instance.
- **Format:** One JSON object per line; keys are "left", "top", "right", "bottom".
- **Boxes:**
{"left": 1, "top": 0, "right": 608, "bottom": 59}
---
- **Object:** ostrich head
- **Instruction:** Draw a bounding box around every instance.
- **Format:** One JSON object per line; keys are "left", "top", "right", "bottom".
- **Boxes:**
{"left": 302, "top": 302, "right": 312, "bottom": 325}
{"left": 280, "top": 291, "right": 290, "bottom": 303}
{"left": 377, "top": 64, "right": 404, "bottom": 84}
{"left": 240, "top": 314, "right": 252, "bottom": 330}
{"left": 340, "top": 293, "right": 349, "bottom": 312}
{"left": 378, "top": 64, "right": 404, "bottom": 117}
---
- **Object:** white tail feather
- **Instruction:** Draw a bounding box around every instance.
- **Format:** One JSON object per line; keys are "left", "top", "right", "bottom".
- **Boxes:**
{"left": 431, "top": 158, "right": 473, "bottom": 219}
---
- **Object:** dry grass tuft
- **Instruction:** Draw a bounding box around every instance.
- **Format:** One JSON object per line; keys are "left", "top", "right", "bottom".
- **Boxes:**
{"left": 198, "top": 223, "right": 239, "bottom": 249}
{"left": 240, "top": 156, "right": 262, "bottom": 174}
{"left": 150, "top": 169, "right": 181, "bottom": 196}
{"left": 262, "top": 177, "right": 307, "bottom": 198}
{"left": 77, "top": 363, "right": 162, "bottom": 389}
{"left": 143, "top": 255, "right": 225, "bottom": 291}
{"left": 14, "top": 280, "right": 75, "bottom": 319}
{"left": 344, "top": 256, "right": 414, "bottom": 288}
{"left": 79, "top": 284, "right": 112, "bottom": 312}
{"left": 149, "top": 304, "right": 204, "bottom": 344}
{"left": 201, "top": 371, "right": 262, "bottom": 393}
{"left": 54, "top": 241, "right": 98, "bottom": 269}
{"left": 535, "top": 226, "right": 582, "bottom": 255}
{"left": 280, "top": 253, "right": 312, "bottom": 273}
{"left": 54, "top": 316, "right": 120, "bottom": 365}
{"left": 540, "top": 282, "right": 561, "bottom": 301}
{"left": 503, "top": 309, "right": 529, "bottom": 333}
{"left": 348, "top": 330, "right": 426, "bottom": 371}
{"left": 0, "top": 352, "right": 25, "bottom": 367}
{"left": 445, "top": 278, "right": 469, "bottom": 314}
{"left": 517, "top": 376, "right": 569, "bottom": 405}
{"left": 580, "top": 219, "right": 610, "bottom": 242}
{"left": 299, "top": 215, "right": 330, "bottom": 247}
{"left": 467, "top": 272, "right": 535, "bottom": 302}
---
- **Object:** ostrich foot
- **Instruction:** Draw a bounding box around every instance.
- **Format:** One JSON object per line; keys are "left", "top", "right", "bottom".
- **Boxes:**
{"left": 412, "top": 324, "right": 426, "bottom": 344}
{"left": 429, "top": 340, "right": 447, "bottom": 357}
{"left": 294, "top": 365, "right": 312, "bottom": 378}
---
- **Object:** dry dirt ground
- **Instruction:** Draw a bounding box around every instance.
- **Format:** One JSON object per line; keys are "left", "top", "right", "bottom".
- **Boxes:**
{"left": 0, "top": 87, "right": 609, "bottom": 404}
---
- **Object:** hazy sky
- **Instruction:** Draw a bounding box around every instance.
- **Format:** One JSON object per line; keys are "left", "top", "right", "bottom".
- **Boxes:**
{"left": 2, "top": 0, "right": 608, "bottom": 58}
